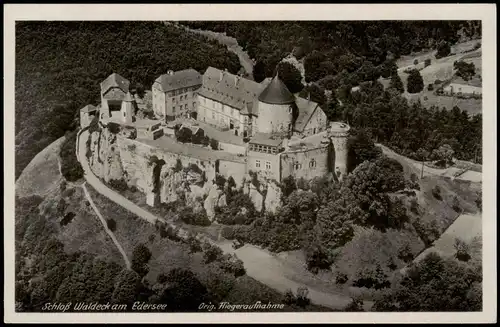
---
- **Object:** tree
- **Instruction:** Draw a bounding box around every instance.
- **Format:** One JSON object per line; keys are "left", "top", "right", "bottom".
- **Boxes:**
{"left": 413, "top": 59, "right": 419, "bottom": 65}
{"left": 454, "top": 60, "right": 476, "bottom": 81}
{"left": 436, "top": 40, "right": 451, "bottom": 59}
{"left": 406, "top": 69, "right": 424, "bottom": 93}
{"left": 344, "top": 298, "right": 364, "bottom": 311}
{"left": 347, "top": 129, "right": 382, "bottom": 173}
{"left": 175, "top": 127, "right": 193, "bottom": 143}
{"left": 253, "top": 60, "right": 267, "bottom": 83}
{"left": 416, "top": 148, "right": 430, "bottom": 178}
{"left": 276, "top": 61, "right": 304, "bottom": 93}
{"left": 424, "top": 58, "right": 432, "bottom": 67}
{"left": 131, "top": 244, "right": 152, "bottom": 277}
{"left": 388, "top": 72, "right": 405, "bottom": 93}
{"left": 299, "top": 83, "right": 327, "bottom": 106}
{"left": 454, "top": 238, "right": 471, "bottom": 262}
{"left": 111, "top": 269, "right": 142, "bottom": 305}
{"left": 431, "top": 144, "right": 454, "bottom": 167}
{"left": 210, "top": 138, "right": 219, "bottom": 150}
{"left": 373, "top": 252, "right": 482, "bottom": 311}
{"left": 158, "top": 268, "right": 211, "bottom": 311}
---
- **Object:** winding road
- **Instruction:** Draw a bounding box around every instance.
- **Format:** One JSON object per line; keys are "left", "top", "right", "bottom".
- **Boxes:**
{"left": 76, "top": 129, "right": 365, "bottom": 310}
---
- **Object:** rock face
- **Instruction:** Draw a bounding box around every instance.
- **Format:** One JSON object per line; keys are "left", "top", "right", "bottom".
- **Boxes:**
{"left": 264, "top": 181, "right": 283, "bottom": 214}
{"left": 158, "top": 166, "right": 184, "bottom": 204}
{"left": 248, "top": 183, "right": 264, "bottom": 212}
{"left": 204, "top": 184, "right": 223, "bottom": 221}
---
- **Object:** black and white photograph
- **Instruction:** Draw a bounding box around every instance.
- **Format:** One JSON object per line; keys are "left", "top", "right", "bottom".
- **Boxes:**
{"left": 4, "top": 3, "right": 496, "bottom": 324}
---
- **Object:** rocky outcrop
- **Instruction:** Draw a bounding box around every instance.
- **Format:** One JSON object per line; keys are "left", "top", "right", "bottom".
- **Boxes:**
{"left": 204, "top": 184, "right": 223, "bottom": 221}
{"left": 248, "top": 183, "right": 264, "bottom": 212}
{"left": 264, "top": 181, "right": 283, "bottom": 214}
{"left": 158, "top": 166, "right": 185, "bottom": 204}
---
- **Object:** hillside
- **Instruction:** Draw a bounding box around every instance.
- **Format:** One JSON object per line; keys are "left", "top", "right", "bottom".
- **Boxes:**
{"left": 15, "top": 21, "right": 241, "bottom": 179}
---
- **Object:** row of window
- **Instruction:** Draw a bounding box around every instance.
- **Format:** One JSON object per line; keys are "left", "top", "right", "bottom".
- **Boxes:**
{"left": 172, "top": 103, "right": 196, "bottom": 113}
{"left": 293, "top": 159, "right": 316, "bottom": 170}
{"left": 255, "top": 160, "right": 272, "bottom": 170}
{"left": 248, "top": 144, "right": 279, "bottom": 154}
{"left": 202, "top": 97, "right": 239, "bottom": 117}
{"left": 170, "top": 87, "right": 197, "bottom": 96}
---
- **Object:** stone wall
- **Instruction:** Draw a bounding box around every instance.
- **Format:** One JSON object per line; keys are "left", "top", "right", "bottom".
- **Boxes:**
{"left": 280, "top": 145, "right": 332, "bottom": 181}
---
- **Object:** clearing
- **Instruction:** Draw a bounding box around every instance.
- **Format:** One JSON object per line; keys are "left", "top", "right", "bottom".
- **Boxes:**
{"left": 16, "top": 136, "right": 65, "bottom": 198}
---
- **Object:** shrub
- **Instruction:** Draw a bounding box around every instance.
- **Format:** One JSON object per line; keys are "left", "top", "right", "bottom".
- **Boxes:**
{"left": 221, "top": 226, "right": 236, "bottom": 240}
{"left": 424, "top": 58, "right": 432, "bottom": 67}
{"left": 106, "top": 218, "right": 116, "bottom": 231}
{"left": 214, "top": 174, "right": 226, "bottom": 189}
{"left": 409, "top": 198, "right": 420, "bottom": 214}
{"left": 173, "top": 158, "right": 183, "bottom": 172}
{"left": 352, "top": 265, "right": 390, "bottom": 290}
{"left": 427, "top": 84, "right": 434, "bottom": 91}
{"left": 227, "top": 176, "right": 236, "bottom": 190}
{"left": 107, "top": 122, "right": 121, "bottom": 134}
{"left": 398, "top": 243, "right": 414, "bottom": 263}
{"left": 178, "top": 207, "right": 211, "bottom": 226}
{"left": 109, "top": 179, "right": 129, "bottom": 192}
{"left": 387, "top": 257, "right": 397, "bottom": 271}
{"left": 187, "top": 235, "right": 203, "bottom": 253}
{"left": 473, "top": 42, "right": 481, "bottom": 50}
{"left": 219, "top": 254, "right": 246, "bottom": 277}
{"left": 406, "top": 69, "right": 424, "bottom": 93}
{"left": 59, "top": 130, "right": 84, "bottom": 182}
{"left": 432, "top": 185, "right": 442, "bottom": 200}
{"left": 434, "top": 79, "right": 443, "bottom": 85}
{"left": 203, "top": 243, "right": 223, "bottom": 264}
{"left": 413, "top": 59, "right": 419, "bottom": 65}
{"left": 210, "top": 138, "right": 219, "bottom": 150}
{"left": 176, "top": 127, "right": 193, "bottom": 143}
{"left": 283, "top": 289, "right": 296, "bottom": 305}
{"left": 452, "top": 196, "right": 461, "bottom": 213}
{"left": 335, "top": 272, "right": 348, "bottom": 285}
{"left": 295, "top": 287, "right": 311, "bottom": 308}
{"left": 454, "top": 238, "right": 471, "bottom": 262}
{"left": 157, "top": 273, "right": 168, "bottom": 284}
{"left": 187, "top": 163, "right": 202, "bottom": 175}
{"left": 475, "top": 192, "right": 482, "bottom": 211}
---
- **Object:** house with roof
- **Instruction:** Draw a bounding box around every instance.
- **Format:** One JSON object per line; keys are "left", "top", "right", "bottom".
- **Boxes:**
{"left": 80, "top": 104, "right": 98, "bottom": 128}
{"left": 100, "top": 73, "right": 130, "bottom": 114}
{"left": 152, "top": 69, "right": 202, "bottom": 121}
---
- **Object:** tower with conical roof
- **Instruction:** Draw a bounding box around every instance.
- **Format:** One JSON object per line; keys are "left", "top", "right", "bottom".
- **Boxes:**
{"left": 255, "top": 73, "right": 295, "bottom": 135}
{"left": 120, "top": 92, "right": 135, "bottom": 123}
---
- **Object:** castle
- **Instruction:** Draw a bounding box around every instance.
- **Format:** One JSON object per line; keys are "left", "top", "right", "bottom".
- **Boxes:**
{"left": 81, "top": 67, "right": 350, "bottom": 208}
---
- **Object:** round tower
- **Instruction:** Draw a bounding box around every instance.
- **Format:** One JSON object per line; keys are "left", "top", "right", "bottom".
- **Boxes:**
{"left": 120, "top": 92, "right": 135, "bottom": 124}
{"left": 329, "top": 122, "right": 350, "bottom": 180}
{"left": 256, "top": 74, "right": 295, "bottom": 135}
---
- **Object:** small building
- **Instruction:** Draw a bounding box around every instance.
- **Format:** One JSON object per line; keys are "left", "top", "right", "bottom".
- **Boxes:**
{"left": 80, "top": 104, "right": 97, "bottom": 128}
{"left": 247, "top": 133, "right": 285, "bottom": 180}
{"left": 293, "top": 97, "right": 328, "bottom": 137}
{"left": 152, "top": 69, "right": 202, "bottom": 121}
{"left": 442, "top": 83, "right": 482, "bottom": 96}
{"left": 100, "top": 73, "right": 130, "bottom": 117}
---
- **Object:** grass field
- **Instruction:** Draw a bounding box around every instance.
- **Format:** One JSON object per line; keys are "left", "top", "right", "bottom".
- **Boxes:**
{"left": 15, "top": 136, "right": 66, "bottom": 198}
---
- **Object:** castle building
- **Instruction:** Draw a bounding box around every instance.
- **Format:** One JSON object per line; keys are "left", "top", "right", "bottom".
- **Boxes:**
{"left": 152, "top": 69, "right": 202, "bottom": 121}
{"left": 100, "top": 73, "right": 130, "bottom": 119}
{"left": 80, "top": 104, "right": 97, "bottom": 128}
{"left": 196, "top": 67, "right": 264, "bottom": 138}
{"left": 120, "top": 92, "right": 136, "bottom": 124}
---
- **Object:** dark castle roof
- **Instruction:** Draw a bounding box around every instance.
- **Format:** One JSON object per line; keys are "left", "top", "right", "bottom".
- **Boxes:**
{"left": 154, "top": 69, "right": 202, "bottom": 93}
{"left": 257, "top": 74, "right": 295, "bottom": 105}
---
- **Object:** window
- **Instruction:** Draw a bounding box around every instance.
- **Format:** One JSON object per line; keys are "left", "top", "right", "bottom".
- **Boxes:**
{"left": 294, "top": 162, "right": 302, "bottom": 170}
{"left": 255, "top": 160, "right": 261, "bottom": 168}
{"left": 212, "top": 112, "right": 215, "bottom": 119}
{"left": 309, "top": 159, "right": 316, "bottom": 168}
{"left": 265, "top": 161, "right": 271, "bottom": 170}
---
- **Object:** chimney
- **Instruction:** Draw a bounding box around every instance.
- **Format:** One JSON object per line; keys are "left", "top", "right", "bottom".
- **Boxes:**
{"left": 235, "top": 75, "right": 240, "bottom": 87}
{"left": 219, "top": 70, "right": 224, "bottom": 82}
{"left": 307, "top": 92, "right": 311, "bottom": 102}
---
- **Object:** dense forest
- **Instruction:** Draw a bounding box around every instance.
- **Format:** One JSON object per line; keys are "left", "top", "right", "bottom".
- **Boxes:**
{"left": 183, "top": 21, "right": 481, "bottom": 82}
{"left": 15, "top": 21, "right": 240, "bottom": 179}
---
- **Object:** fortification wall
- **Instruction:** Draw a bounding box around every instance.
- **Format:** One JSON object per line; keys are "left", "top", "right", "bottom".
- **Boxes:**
{"left": 330, "top": 133, "right": 348, "bottom": 180}
{"left": 247, "top": 150, "right": 281, "bottom": 181}
{"left": 280, "top": 145, "right": 331, "bottom": 181}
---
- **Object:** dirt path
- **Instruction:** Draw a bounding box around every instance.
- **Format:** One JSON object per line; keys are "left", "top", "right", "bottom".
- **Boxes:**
{"left": 377, "top": 144, "right": 482, "bottom": 183}
{"left": 77, "top": 129, "right": 360, "bottom": 310}
{"left": 82, "top": 182, "right": 132, "bottom": 270}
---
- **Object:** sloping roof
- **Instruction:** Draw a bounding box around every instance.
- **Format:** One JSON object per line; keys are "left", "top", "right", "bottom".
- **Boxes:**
{"left": 100, "top": 73, "right": 130, "bottom": 95}
{"left": 80, "top": 104, "right": 97, "bottom": 113}
{"left": 240, "top": 101, "right": 257, "bottom": 116}
{"left": 258, "top": 75, "right": 295, "bottom": 105}
{"left": 249, "top": 132, "right": 284, "bottom": 147}
{"left": 293, "top": 97, "right": 320, "bottom": 132}
{"left": 123, "top": 92, "right": 135, "bottom": 102}
{"left": 198, "top": 67, "right": 266, "bottom": 111}
{"left": 154, "top": 69, "right": 202, "bottom": 93}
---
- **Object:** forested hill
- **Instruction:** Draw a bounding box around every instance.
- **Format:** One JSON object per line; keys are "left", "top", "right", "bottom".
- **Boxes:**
{"left": 183, "top": 21, "right": 481, "bottom": 83}
{"left": 15, "top": 21, "right": 240, "bottom": 179}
